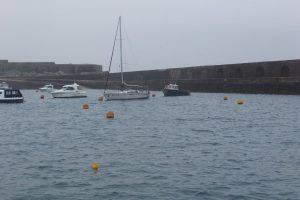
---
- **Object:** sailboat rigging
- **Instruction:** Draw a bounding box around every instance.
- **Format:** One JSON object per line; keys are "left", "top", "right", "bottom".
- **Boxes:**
{"left": 103, "top": 16, "right": 149, "bottom": 100}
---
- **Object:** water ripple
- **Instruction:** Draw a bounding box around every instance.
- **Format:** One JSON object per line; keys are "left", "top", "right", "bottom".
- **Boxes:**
{"left": 0, "top": 90, "right": 299, "bottom": 200}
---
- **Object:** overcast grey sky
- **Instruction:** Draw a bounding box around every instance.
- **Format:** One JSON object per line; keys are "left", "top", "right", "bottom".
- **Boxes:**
{"left": 0, "top": 0, "right": 300, "bottom": 72}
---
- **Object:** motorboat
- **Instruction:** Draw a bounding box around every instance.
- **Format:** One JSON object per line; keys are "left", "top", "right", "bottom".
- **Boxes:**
{"left": 103, "top": 16, "right": 149, "bottom": 101}
{"left": 39, "top": 84, "right": 55, "bottom": 92}
{"left": 0, "top": 82, "right": 24, "bottom": 103}
{"left": 51, "top": 83, "right": 87, "bottom": 98}
{"left": 163, "top": 83, "right": 190, "bottom": 96}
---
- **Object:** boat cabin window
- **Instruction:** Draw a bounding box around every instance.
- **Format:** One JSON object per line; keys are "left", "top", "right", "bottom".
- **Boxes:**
{"left": 167, "top": 84, "right": 178, "bottom": 90}
{"left": 4, "top": 90, "right": 22, "bottom": 98}
{"left": 66, "top": 87, "right": 75, "bottom": 90}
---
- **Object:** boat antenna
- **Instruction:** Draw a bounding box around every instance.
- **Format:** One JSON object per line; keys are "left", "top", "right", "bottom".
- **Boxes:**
{"left": 119, "top": 16, "right": 124, "bottom": 84}
{"left": 104, "top": 17, "right": 120, "bottom": 92}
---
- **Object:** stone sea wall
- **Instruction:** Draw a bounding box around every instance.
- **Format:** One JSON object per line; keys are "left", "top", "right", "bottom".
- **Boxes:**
{"left": 1, "top": 59, "right": 300, "bottom": 94}
{"left": 0, "top": 60, "right": 102, "bottom": 76}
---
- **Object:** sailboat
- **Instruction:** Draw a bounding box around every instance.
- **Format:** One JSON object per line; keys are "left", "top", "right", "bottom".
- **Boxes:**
{"left": 103, "top": 16, "right": 150, "bottom": 101}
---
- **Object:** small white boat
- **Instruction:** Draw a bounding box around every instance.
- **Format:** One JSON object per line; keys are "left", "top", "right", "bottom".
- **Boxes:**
{"left": 0, "top": 82, "right": 10, "bottom": 89}
{"left": 39, "top": 84, "right": 55, "bottom": 92}
{"left": 51, "top": 83, "right": 87, "bottom": 98}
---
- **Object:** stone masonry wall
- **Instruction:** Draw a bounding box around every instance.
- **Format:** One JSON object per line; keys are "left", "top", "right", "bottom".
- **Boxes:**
{"left": 1, "top": 59, "right": 300, "bottom": 94}
{"left": 0, "top": 60, "right": 102, "bottom": 76}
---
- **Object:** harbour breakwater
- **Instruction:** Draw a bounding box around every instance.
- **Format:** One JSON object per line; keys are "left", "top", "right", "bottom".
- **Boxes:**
{"left": 1, "top": 59, "right": 300, "bottom": 94}
{"left": 0, "top": 60, "right": 102, "bottom": 76}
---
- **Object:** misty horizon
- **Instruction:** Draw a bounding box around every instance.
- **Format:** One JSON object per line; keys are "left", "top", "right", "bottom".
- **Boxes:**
{"left": 1, "top": 0, "right": 300, "bottom": 72}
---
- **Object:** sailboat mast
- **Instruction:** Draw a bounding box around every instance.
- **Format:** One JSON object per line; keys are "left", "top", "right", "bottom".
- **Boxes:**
{"left": 119, "top": 16, "right": 124, "bottom": 84}
{"left": 104, "top": 17, "right": 120, "bottom": 92}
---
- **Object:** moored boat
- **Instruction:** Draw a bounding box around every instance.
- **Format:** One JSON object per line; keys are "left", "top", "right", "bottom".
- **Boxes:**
{"left": 51, "top": 83, "right": 87, "bottom": 98}
{"left": 163, "top": 83, "right": 190, "bottom": 96}
{"left": 103, "top": 16, "right": 149, "bottom": 101}
{"left": 39, "top": 84, "right": 55, "bottom": 92}
{"left": 0, "top": 82, "right": 24, "bottom": 103}
{"left": 104, "top": 87, "right": 149, "bottom": 100}
{"left": 0, "top": 82, "right": 10, "bottom": 89}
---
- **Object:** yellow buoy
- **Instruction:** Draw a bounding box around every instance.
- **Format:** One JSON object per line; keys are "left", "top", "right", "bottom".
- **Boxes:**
{"left": 236, "top": 99, "right": 244, "bottom": 105}
{"left": 82, "top": 104, "right": 89, "bottom": 109}
{"left": 98, "top": 96, "right": 104, "bottom": 101}
{"left": 91, "top": 162, "right": 99, "bottom": 171}
{"left": 106, "top": 111, "right": 115, "bottom": 119}
{"left": 223, "top": 96, "right": 228, "bottom": 100}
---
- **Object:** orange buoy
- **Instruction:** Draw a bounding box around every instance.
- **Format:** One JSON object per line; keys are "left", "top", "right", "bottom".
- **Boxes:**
{"left": 236, "top": 99, "right": 244, "bottom": 105}
{"left": 98, "top": 96, "right": 104, "bottom": 101}
{"left": 106, "top": 111, "right": 115, "bottom": 119}
{"left": 91, "top": 162, "right": 99, "bottom": 171}
{"left": 223, "top": 96, "right": 228, "bottom": 100}
{"left": 82, "top": 104, "right": 89, "bottom": 109}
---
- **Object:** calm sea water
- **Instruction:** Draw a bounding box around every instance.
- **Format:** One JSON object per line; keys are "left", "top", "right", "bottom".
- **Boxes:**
{"left": 0, "top": 90, "right": 299, "bottom": 200}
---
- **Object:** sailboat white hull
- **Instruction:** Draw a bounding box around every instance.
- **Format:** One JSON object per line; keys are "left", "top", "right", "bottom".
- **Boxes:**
{"left": 104, "top": 90, "right": 149, "bottom": 100}
{"left": 51, "top": 91, "right": 87, "bottom": 98}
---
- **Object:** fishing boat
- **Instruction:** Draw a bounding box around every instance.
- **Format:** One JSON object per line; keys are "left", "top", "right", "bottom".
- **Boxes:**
{"left": 163, "top": 83, "right": 190, "bottom": 96}
{"left": 51, "top": 83, "right": 87, "bottom": 98}
{"left": 0, "top": 82, "right": 24, "bottom": 103}
{"left": 39, "top": 84, "right": 55, "bottom": 92}
{"left": 103, "top": 16, "right": 149, "bottom": 101}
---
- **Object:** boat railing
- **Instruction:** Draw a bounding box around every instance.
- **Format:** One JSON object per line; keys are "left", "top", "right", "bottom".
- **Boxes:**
{"left": 122, "top": 82, "right": 148, "bottom": 91}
